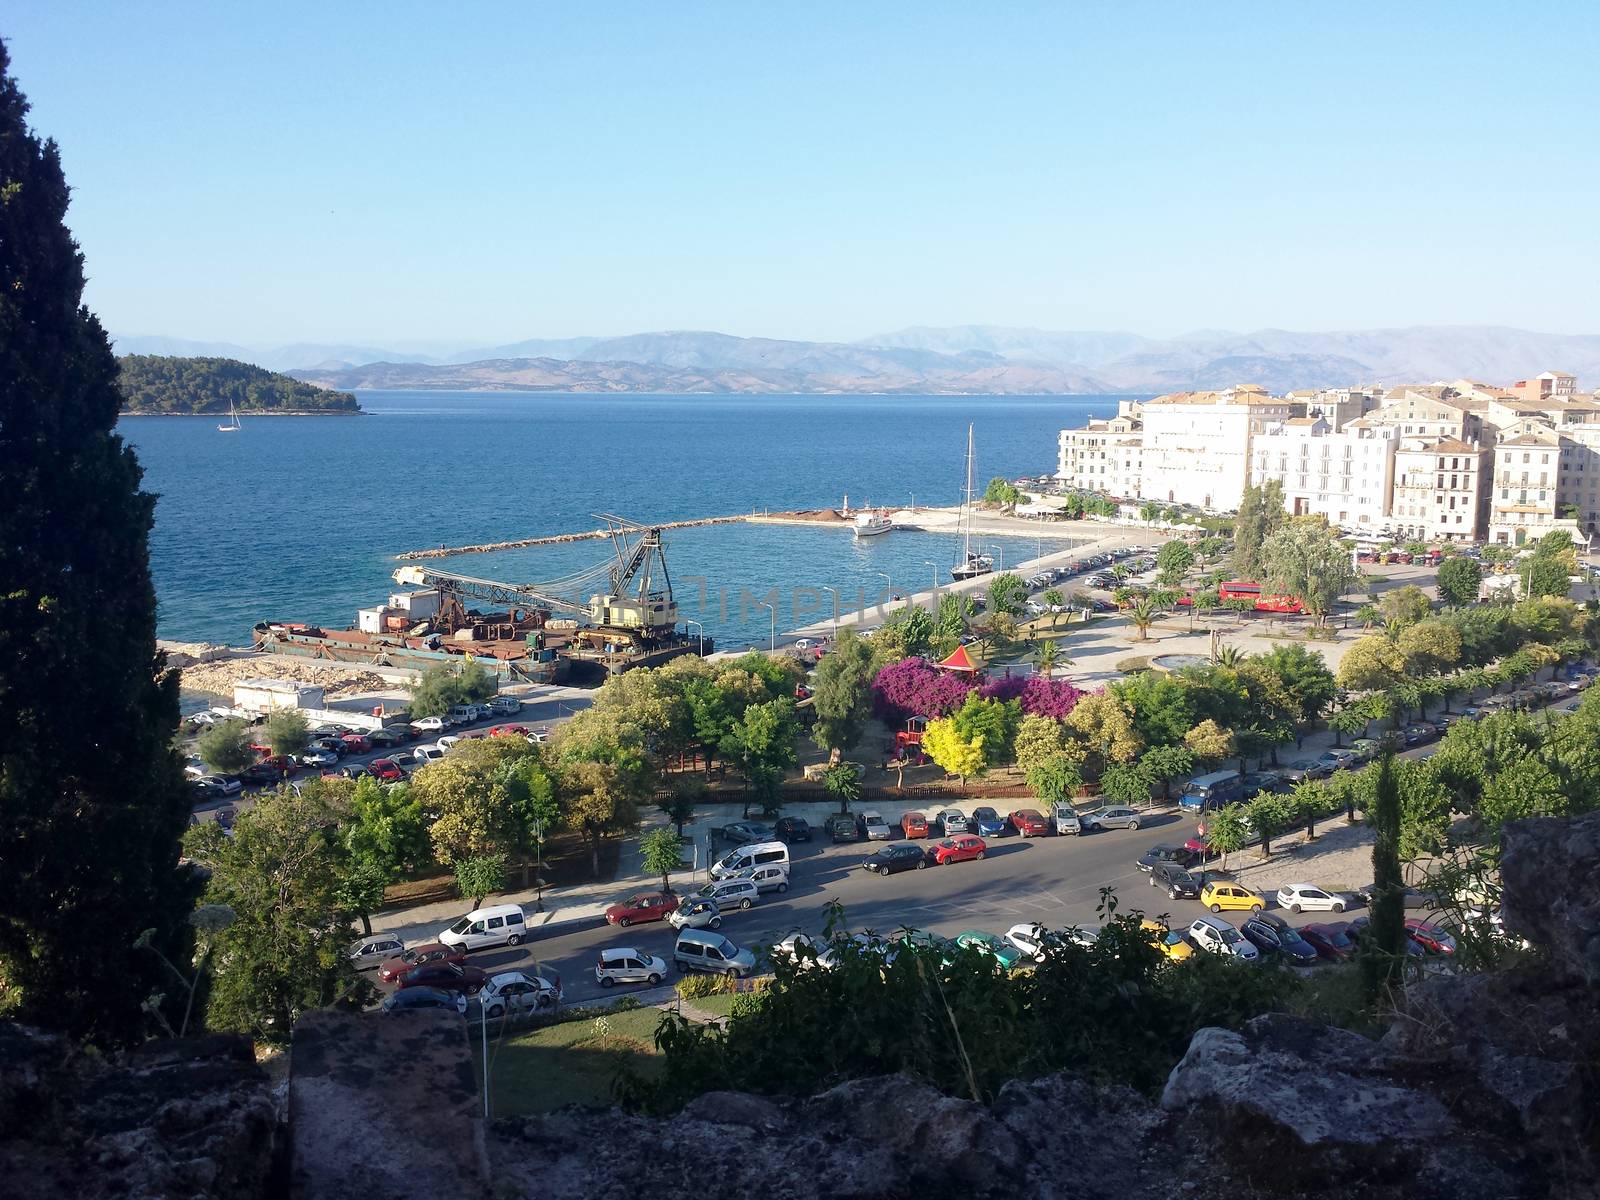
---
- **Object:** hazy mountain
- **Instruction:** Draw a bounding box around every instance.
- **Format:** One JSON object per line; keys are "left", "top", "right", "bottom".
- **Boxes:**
{"left": 111, "top": 335, "right": 464, "bottom": 372}
{"left": 862, "top": 325, "right": 1153, "bottom": 366}
{"left": 444, "top": 336, "right": 602, "bottom": 363}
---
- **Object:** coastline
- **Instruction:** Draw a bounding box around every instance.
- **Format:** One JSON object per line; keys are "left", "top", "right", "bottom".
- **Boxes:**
{"left": 119, "top": 408, "right": 364, "bottom": 417}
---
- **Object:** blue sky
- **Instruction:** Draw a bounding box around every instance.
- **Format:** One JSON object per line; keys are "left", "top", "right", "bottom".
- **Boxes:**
{"left": 6, "top": 3, "right": 1598, "bottom": 345}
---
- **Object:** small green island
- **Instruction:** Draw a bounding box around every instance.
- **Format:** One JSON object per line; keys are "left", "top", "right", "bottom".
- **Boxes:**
{"left": 117, "top": 355, "right": 361, "bottom": 415}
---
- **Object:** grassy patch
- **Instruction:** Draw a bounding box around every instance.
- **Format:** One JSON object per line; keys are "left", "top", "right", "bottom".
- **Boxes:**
{"left": 1115, "top": 656, "right": 1152, "bottom": 673}
{"left": 684, "top": 992, "right": 747, "bottom": 1019}
{"left": 1289, "top": 962, "right": 1384, "bottom": 1037}
{"left": 475, "top": 1006, "right": 668, "bottom": 1116}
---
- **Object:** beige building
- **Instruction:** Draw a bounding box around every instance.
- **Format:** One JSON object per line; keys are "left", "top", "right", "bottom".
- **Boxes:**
{"left": 1056, "top": 411, "right": 1143, "bottom": 498}
{"left": 1250, "top": 415, "right": 1398, "bottom": 532}
{"left": 1370, "top": 386, "right": 1488, "bottom": 444}
{"left": 1139, "top": 385, "right": 1291, "bottom": 511}
{"left": 1510, "top": 370, "right": 1577, "bottom": 405}
{"left": 1391, "top": 436, "right": 1489, "bottom": 542}
{"left": 1487, "top": 417, "right": 1600, "bottom": 545}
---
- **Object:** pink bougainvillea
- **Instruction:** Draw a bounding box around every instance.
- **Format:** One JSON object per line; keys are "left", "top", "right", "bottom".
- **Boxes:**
{"left": 1018, "top": 675, "right": 1083, "bottom": 719}
{"left": 873, "top": 659, "right": 1084, "bottom": 722}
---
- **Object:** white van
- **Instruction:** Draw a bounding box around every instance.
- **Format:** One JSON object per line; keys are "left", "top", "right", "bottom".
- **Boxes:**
{"left": 438, "top": 903, "right": 528, "bottom": 951}
{"left": 488, "top": 695, "right": 521, "bottom": 715}
{"left": 709, "top": 840, "right": 790, "bottom": 881}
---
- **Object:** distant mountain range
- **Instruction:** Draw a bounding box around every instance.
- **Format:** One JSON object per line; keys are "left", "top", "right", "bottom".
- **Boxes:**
{"left": 113, "top": 325, "right": 1600, "bottom": 395}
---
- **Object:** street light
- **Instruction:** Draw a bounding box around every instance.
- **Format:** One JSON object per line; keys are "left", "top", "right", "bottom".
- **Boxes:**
{"left": 876, "top": 571, "right": 892, "bottom": 613}
{"left": 822, "top": 585, "right": 841, "bottom": 635}
{"left": 923, "top": 560, "right": 939, "bottom": 589}
{"left": 684, "top": 618, "right": 704, "bottom": 656}
{"left": 759, "top": 601, "right": 776, "bottom": 652}
{"left": 529, "top": 816, "right": 547, "bottom": 913}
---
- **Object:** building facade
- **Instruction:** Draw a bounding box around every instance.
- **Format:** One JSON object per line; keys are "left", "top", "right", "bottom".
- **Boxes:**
{"left": 1056, "top": 412, "right": 1143, "bottom": 497}
{"left": 1139, "top": 385, "right": 1290, "bottom": 511}
{"left": 1250, "top": 416, "right": 1398, "bottom": 531}
{"left": 1391, "top": 436, "right": 1489, "bottom": 542}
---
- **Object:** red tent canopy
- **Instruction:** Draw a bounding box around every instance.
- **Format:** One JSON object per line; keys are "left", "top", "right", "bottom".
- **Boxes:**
{"left": 936, "top": 643, "right": 979, "bottom": 673}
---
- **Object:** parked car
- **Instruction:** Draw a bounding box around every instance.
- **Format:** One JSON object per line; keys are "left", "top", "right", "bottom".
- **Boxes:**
{"left": 935, "top": 808, "right": 971, "bottom": 835}
{"left": 1404, "top": 919, "right": 1458, "bottom": 955}
{"left": 1240, "top": 914, "right": 1319, "bottom": 964}
{"left": 771, "top": 932, "right": 842, "bottom": 972}
{"left": 673, "top": 930, "right": 757, "bottom": 977}
{"left": 298, "top": 747, "right": 339, "bottom": 768}
{"left": 1404, "top": 722, "right": 1439, "bottom": 745}
{"left": 930, "top": 835, "right": 988, "bottom": 865}
{"left": 1142, "top": 920, "right": 1195, "bottom": 962}
{"left": 953, "top": 930, "right": 1026, "bottom": 971}
{"left": 1052, "top": 806, "right": 1082, "bottom": 835}
{"left": 900, "top": 811, "right": 931, "bottom": 839}
{"left": 1082, "top": 805, "right": 1142, "bottom": 831}
{"left": 339, "top": 733, "right": 372, "bottom": 754}
{"left": 1239, "top": 771, "right": 1283, "bottom": 798}
{"left": 1008, "top": 808, "right": 1049, "bottom": 837}
{"left": 237, "top": 762, "right": 285, "bottom": 785}
{"left": 1299, "top": 922, "right": 1355, "bottom": 961}
{"left": 257, "top": 754, "right": 300, "bottom": 776}
{"left": 824, "top": 814, "right": 862, "bottom": 843}
{"left": 1276, "top": 883, "right": 1351, "bottom": 914}
{"left": 1199, "top": 881, "right": 1265, "bottom": 913}
{"left": 1314, "top": 751, "right": 1351, "bottom": 773}
{"left": 1349, "top": 738, "right": 1383, "bottom": 762}
{"left": 396, "top": 960, "right": 488, "bottom": 995}
{"left": 1006, "top": 922, "right": 1065, "bottom": 962}
{"left": 369, "top": 758, "right": 404, "bottom": 782}
{"left": 970, "top": 807, "right": 1007, "bottom": 837}
{"left": 382, "top": 986, "right": 466, "bottom": 1015}
{"left": 1344, "top": 916, "right": 1426, "bottom": 957}
{"left": 734, "top": 864, "right": 790, "bottom": 894}
{"left": 712, "top": 821, "right": 774, "bottom": 845}
{"left": 411, "top": 716, "right": 446, "bottom": 733}
{"left": 694, "top": 877, "right": 760, "bottom": 910}
{"left": 201, "top": 774, "right": 242, "bottom": 796}
{"left": 377, "top": 942, "right": 466, "bottom": 983}
{"left": 477, "top": 970, "right": 561, "bottom": 1016}
{"left": 1186, "top": 916, "right": 1258, "bottom": 961}
{"left": 1136, "top": 844, "right": 1193, "bottom": 873}
{"left": 857, "top": 810, "right": 892, "bottom": 840}
{"left": 1353, "top": 882, "right": 1433, "bottom": 909}
{"left": 863, "top": 843, "right": 929, "bottom": 875}
{"left": 190, "top": 777, "right": 229, "bottom": 802}
{"left": 348, "top": 934, "right": 405, "bottom": 971}
{"left": 604, "top": 890, "right": 680, "bottom": 927}
{"left": 488, "top": 723, "right": 530, "bottom": 738}
{"left": 1279, "top": 760, "right": 1327, "bottom": 784}
{"left": 594, "top": 948, "right": 669, "bottom": 988}
{"left": 1150, "top": 862, "right": 1201, "bottom": 899}
{"left": 773, "top": 816, "right": 812, "bottom": 843}
{"left": 665, "top": 898, "right": 723, "bottom": 931}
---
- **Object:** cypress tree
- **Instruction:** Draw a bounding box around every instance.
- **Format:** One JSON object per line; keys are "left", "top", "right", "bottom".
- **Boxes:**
{"left": 0, "top": 44, "right": 196, "bottom": 1039}
{"left": 1361, "top": 751, "right": 1406, "bottom": 1002}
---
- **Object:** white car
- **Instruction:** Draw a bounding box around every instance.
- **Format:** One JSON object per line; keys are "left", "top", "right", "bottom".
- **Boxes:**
{"left": 1276, "top": 884, "right": 1349, "bottom": 914}
{"left": 411, "top": 716, "right": 446, "bottom": 733}
{"left": 1006, "top": 922, "right": 1096, "bottom": 961}
{"left": 794, "top": 638, "right": 818, "bottom": 649}
{"left": 1187, "top": 917, "right": 1259, "bottom": 961}
{"left": 436, "top": 735, "right": 461, "bottom": 751}
{"left": 593, "top": 947, "right": 669, "bottom": 988}
{"left": 477, "top": 970, "right": 561, "bottom": 1017}
{"left": 772, "top": 932, "right": 839, "bottom": 971}
{"left": 528, "top": 728, "right": 551, "bottom": 743}
{"left": 858, "top": 810, "right": 891, "bottom": 840}
{"left": 298, "top": 747, "right": 339, "bottom": 768}
{"left": 201, "top": 774, "right": 243, "bottom": 796}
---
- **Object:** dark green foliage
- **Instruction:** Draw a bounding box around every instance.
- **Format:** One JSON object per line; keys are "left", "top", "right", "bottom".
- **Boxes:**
{"left": 986, "top": 572, "right": 1029, "bottom": 616}
{"left": 621, "top": 908, "right": 1299, "bottom": 1112}
{"left": 809, "top": 628, "right": 874, "bottom": 757}
{"left": 1232, "top": 480, "right": 1285, "bottom": 578}
{"left": 197, "top": 718, "right": 256, "bottom": 773}
{"left": 454, "top": 853, "right": 508, "bottom": 910}
{"left": 821, "top": 762, "right": 862, "bottom": 814}
{"left": 0, "top": 47, "right": 198, "bottom": 1040}
{"left": 1361, "top": 754, "right": 1406, "bottom": 1002}
{"left": 263, "top": 707, "right": 311, "bottom": 757}
{"left": 117, "top": 354, "right": 359, "bottom": 414}
{"left": 1436, "top": 556, "right": 1482, "bottom": 607}
{"left": 407, "top": 661, "right": 497, "bottom": 717}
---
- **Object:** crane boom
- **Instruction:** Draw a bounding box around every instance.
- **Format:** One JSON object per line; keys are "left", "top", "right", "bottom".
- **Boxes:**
{"left": 391, "top": 565, "right": 581, "bottom": 617}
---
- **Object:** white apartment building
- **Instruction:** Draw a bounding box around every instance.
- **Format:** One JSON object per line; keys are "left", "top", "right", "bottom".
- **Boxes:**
{"left": 1370, "top": 386, "right": 1488, "bottom": 444}
{"left": 1056, "top": 412, "right": 1143, "bottom": 497}
{"left": 1250, "top": 416, "right": 1398, "bottom": 532}
{"left": 1140, "top": 385, "right": 1290, "bottom": 511}
{"left": 1487, "top": 417, "right": 1600, "bottom": 545}
{"left": 1392, "top": 436, "right": 1490, "bottom": 542}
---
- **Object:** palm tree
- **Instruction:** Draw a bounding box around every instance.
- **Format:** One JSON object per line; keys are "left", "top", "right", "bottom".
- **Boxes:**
{"left": 1128, "top": 597, "right": 1159, "bottom": 642}
{"left": 1212, "top": 642, "right": 1246, "bottom": 668}
{"left": 1035, "top": 638, "right": 1071, "bottom": 678}
{"left": 1111, "top": 563, "right": 1131, "bottom": 585}
{"left": 1140, "top": 501, "right": 1161, "bottom": 528}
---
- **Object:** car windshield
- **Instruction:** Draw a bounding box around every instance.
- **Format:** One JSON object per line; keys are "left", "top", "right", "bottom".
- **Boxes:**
{"left": 715, "top": 937, "right": 738, "bottom": 957}
{"left": 448, "top": 918, "right": 470, "bottom": 934}
{"left": 1219, "top": 928, "right": 1241, "bottom": 944}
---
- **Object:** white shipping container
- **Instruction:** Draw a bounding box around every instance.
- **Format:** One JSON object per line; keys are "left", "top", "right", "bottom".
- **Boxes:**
{"left": 387, "top": 590, "right": 441, "bottom": 619}
{"left": 357, "top": 607, "right": 389, "bottom": 634}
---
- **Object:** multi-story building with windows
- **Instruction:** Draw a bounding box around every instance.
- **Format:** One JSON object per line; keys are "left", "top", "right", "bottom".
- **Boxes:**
{"left": 1250, "top": 416, "right": 1398, "bottom": 532}
{"left": 1391, "top": 436, "right": 1490, "bottom": 542}
{"left": 1056, "top": 411, "right": 1143, "bottom": 497}
{"left": 1139, "top": 385, "right": 1290, "bottom": 511}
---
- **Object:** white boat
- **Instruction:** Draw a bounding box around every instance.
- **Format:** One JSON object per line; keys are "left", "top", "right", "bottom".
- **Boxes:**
{"left": 951, "top": 424, "right": 993, "bottom": 581}
{"left": 217, "top": 401, "right": 241, "bottom": 432}
{"left": 853, "top": 510, "right": 893, "bottom": 538}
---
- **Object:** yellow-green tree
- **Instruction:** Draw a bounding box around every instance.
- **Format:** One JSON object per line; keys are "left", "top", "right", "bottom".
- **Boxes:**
{"left": 1184, "top": 718, "right": 1235, "bottom": 766}
{"left": 1337, "top": 635, "right": 1406, "bottom": 692}
{"left": 1396, "top": 620, "right": 1462, "bottom": 676}
{"left": 922, "top": 717, "right": 987, "bottom": 785}
{"left": 1064, "top": 692, "right": 1143, "bottom": 777}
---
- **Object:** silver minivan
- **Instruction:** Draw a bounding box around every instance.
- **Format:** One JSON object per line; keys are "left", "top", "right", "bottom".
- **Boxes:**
{"left": 673, "top": 929, "right": 757, "bottom": 977}
{"left": 695, "top": 877, "right": 760, "bottom": 910}
{"left": 437, "top": 903, "right": 528, "bottom": 950}
{"left": 594, "top": 947, "right": 670, "bottom": 988}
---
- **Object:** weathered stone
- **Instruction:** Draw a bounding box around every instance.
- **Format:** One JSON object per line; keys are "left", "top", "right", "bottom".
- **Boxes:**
{"left": 1501, "top": 808, "right": 1600, "bottom": 984}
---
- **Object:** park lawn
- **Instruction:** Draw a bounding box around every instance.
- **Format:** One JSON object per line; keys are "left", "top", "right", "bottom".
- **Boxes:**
{"left": 684, "top": 992, "right": 746, "bottom": 1019}
{"left": 475, "top": 1006, "right": 668, "bottom": 1116}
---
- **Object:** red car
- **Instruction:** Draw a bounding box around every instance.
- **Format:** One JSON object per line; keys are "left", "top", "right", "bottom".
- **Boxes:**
{"left": 1008, "top": 809, "right": 1048, "bottom": 837}
{"left": 488, "top": 724, "right": 530, "bottom": 738}
{"left": 257, "top": 754, "right": 300, "bottom": 776}
{"left": 369, "top": 758, "right": 404, "bottom": 782}
{"left": 901, "top": 811, "right": 930, "bottom": 839}
{"left": 396, "top": 960, "right": 487, "bottom": 994}
{"left": 378, "top": 942, "right": 466, "bottom": 984}
{"left": 1404, "top": 919, "right": 1458, "bottom": 955}
{"left": 931, "top": 835, "right": 988, "bottom": 865}
{"left": 1300, "top": 923, "right": 1355, "bottom": 961}
{"left": 604, "top": 890, "right": 680, "bottom": 927}
{"left": 339, "top": 733, "right": 371, "bottom": 754}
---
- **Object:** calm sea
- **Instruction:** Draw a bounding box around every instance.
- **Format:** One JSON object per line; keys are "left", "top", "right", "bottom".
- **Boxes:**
{"left": 119, "top": 392, "right": 1123, "bottom": 651}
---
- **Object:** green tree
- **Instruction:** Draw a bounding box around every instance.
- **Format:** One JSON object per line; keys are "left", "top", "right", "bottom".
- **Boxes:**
{"left": 1026, "top": 752, "right": 1082, "bottom": 807}
{"left": 412, "top": 737, "right": 539, "bottom": 867}
{"left": 1100, "top": 762, "right": 1151, "bottom": 807}
{"left": 561, "top": 758, "right": 643, "bottom": 877}
{"left": 1040, "top": 589, "right": 1066, "bottom": 629}
{"left": 987, "top": 572, "right": 1029, "bottom": 616}
{"left": 809, "top": 627, "right": 874, "bottom": 762}
{"left": 1203, "top": 805, "right": 1251, "bottom": 870}
{"left": 1156, "top": 539, "right": 1195, "bottom": 583}
{"left": 639, "top": 827, "right": 687, "bottom": 893}
{"left": 1244, "top": 791, "right": 1291, "bottom": 858}
{"left": 181, "top": 782, "right": 364, "bottom": 1042}
{"left": 934, "top": 591, "right": 974, "bottom": 644}
{"left": 1256, "top": 643, "right": 1337, "bottom": 725}
{"left": 950, "top": 691, "right": 1021, "bottom": 768}
{"left": 1232, "top": 480, "right": 1286, "bottom": 577}
{"left": 1436, "top": 556, "right": 1482, "bottom": 607}
{"left": 449, "top": 853, "right": 503, "bottom": 910}
{"left": 1013, "top": 713, "right": 1069, "bottom": 771}
{"left": 1337, "top": 635, "right": 1406, "bottom": 693}
{"left": 1195, "top": 536, "right": 1228, "bottom": 566}
{"left": 725, "top": 698, "right": 798, "bottom": 818}
{"left": 1362, "top": 754, "right": 1406, "bottom": 1002}
{"left": 1139, "top": 501, "right": 1162, "bottom": 527}
{"left": 0, "top": 46, "right": 196, "bottom": 1041}
{"left": 1396, "top": 619, "right": 1462, "bottom": 677}
{"left": 821, "top": 761, "right": 862, "bottom": 813}
{"left": 408, "top": 661, "right": 497, "bottom": 718}
{"left": 1523, "top": 553, "right": 1575, "bottom": 599}
{"left": 341, "top": 776, "right": 430, "bottom": 932}
{"left": 1328, "top": 704, "right": 1368, "bottom": 747}
{"left": 263, "top": 707, "right": 312, "bottom": 757}
{"left": 1378, "top": 585, "right": 1431, "bottom": 628}
{"left": 659, "top": 779, "right": 703, "bottom": 836}
{"left": 197, "top": 719, "right": 256, "bottom": 774}
{"left": 1184, "top": 719, "right": 1235, "bottom": 766}
{"left": 1127, "top": 597, "right": 1159, "bottom": 641}
{"left": 1140, "top": 744, "right": 1194, "bottom": 799}
{"left": 1260, "top": 516, "right": 1357, "bottom": 625}
{"left": 1034, "top": 638, "right": 1067, "bottom": 678}
{"left": 983, "top": 476, "right": 1022, "bottom": 510}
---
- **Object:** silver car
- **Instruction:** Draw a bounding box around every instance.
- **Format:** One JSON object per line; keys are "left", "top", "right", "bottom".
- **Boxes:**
{"left": 1083, "top": 805, "right": 1142, "bottom": 831}
{"left": 347, "top": 934, "right": 405, "bottom": 971}
{"left": 667, "top": 897, "right": 724, "bottom": 930}
{"left": 477, "top": 970, "right": 561, "bottom": 1017}
{"left": 935, "top": 808, "right": 970, "bottom": 835}
{"left": 594, "top": 947, "right": 670, "bottom": 988}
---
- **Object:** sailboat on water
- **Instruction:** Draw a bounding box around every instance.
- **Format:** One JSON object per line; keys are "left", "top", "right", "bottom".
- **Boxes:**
{"left": 217, "top": 401, "right": 241, "bottom": 433}
{"left": 951, "top": 423, "right": 994, "bottom": 581}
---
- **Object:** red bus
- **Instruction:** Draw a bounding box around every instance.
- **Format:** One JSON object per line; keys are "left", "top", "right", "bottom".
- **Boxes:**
{"left": 1218, "top": 581, "right": 1304, "bottom": 614}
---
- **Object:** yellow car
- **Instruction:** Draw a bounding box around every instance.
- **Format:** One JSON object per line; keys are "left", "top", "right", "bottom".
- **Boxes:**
{"left": 1199, "top": 881, "right": 1265, "bottom": 914}
{"left": 1141, "top": 919, "right": 1194, "bottom": 962}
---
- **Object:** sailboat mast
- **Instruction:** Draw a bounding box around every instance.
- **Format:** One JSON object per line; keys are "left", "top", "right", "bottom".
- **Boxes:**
{"left": 963, "top": 423, "right": 974, "bottom": 560}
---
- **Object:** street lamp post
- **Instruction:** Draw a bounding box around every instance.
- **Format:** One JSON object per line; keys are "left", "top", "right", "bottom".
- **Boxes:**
{"left": 529, "top": 816, "right": 546, "bottom": 913}
{"left": 923, "top": 560, "right": 938, "bottom": 589}
{"left": 876, "top": 571, "right": 892, "bottom": 613}
{"left": 759, "top": 601, "right": 775, "bottom": 652}
{"left": 684, "top": 618, "right": 704, "bottom": 656}
{"left": 822, "top": 585, "right": 841, "bottom": 635}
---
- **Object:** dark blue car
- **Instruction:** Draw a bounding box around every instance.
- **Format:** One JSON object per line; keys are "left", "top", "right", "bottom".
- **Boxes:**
{"left": 971, "top": 806, "right": 1008, "bottom": 837}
